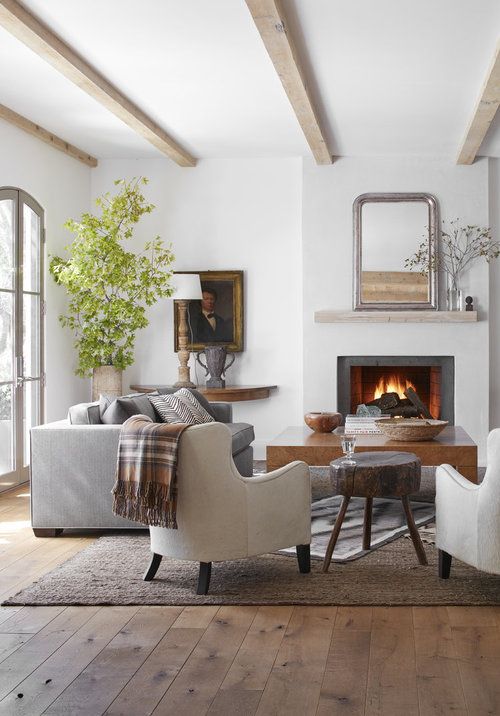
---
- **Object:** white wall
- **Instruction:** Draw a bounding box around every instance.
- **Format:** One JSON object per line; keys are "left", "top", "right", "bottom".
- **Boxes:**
{"left": 489, "top": 158, "right": 500, "bottom": 431}
{"left": 302, "top": 156, "right": 490, "bottom": 461}
{"left": 90, "top": 158, "right": 303, "bottom": 456}
{"left": 0, "top": 119, "right": 91, "bottom": 421}
{"left": 6, "top": 129, "right": 494, "bottom": 464}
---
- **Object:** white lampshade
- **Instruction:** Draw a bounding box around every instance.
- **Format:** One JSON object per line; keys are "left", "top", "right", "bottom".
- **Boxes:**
{"left": 173, "top": 273, "right": 202, "bottom": 300}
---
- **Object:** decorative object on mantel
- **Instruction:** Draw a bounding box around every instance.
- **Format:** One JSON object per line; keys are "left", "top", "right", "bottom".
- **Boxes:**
{"left": 304, "top": 412, "right": 342, "bottom": 433}
{"left": 375, "top": 418, "right": 448, "bottom": 442}
{"left": 465, "top": 296, "right": 474, "bottom": 311}
{"left": 172, "top": 273, "right": 202, "bottom": 388}
{"left": 196, "top": 345, "right": 235, "bottom": 388}
{"left": 405, "top": 219, "right": 499, "bottom": 311}
{"left": 49, "top": 177, "right": 175, "bottom": 401}
{"left": 353, "top": 192, "right": 438, "bottom": 311}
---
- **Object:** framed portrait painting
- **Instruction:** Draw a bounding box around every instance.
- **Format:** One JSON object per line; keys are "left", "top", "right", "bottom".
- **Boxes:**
{"left": 174, "top": 270, "right": 244, "bottom": 352}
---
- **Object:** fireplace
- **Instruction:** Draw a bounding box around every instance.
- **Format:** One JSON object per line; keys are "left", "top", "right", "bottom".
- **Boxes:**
{"left": 337, "top": 356, "right": 454, "bottom": 423}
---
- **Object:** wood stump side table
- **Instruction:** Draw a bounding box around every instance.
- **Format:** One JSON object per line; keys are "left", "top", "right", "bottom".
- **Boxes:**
{"left": 322, "top": 451, "right": 428, "bottom": 572}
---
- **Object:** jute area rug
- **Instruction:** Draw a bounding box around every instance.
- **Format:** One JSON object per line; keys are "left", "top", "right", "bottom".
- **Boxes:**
{"left": 5, "top": 465, "right": 497, "bottom": 606}
{"left": 4, "top": 532, "right": 500, "bottom": 607}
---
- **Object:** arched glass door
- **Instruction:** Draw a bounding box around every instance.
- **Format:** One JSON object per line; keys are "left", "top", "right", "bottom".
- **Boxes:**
{"left": 0, "top": 188, "right": 44, "bottom": 492}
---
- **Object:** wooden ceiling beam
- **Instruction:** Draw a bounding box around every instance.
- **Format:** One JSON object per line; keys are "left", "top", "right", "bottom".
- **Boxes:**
{"left": 0, "top": 0, "right": 196, "bottom": 167}
{"left": 0, "top": 103, "right": 97, "bottom": 167}
{"left": 245, "top": 0, "right": 332, "bottom": 165}
{"left": 457, "top": 40, "right": 500, "bottom": 165}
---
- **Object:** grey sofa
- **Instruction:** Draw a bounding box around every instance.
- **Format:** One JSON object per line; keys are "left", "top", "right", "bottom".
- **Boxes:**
{"left": 30, "top": 389, "right": 254, "bottom": 536}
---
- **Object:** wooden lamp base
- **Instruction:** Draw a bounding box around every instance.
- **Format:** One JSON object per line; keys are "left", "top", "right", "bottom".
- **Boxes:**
{"left": 175, "top": 299, "right": 196, "bottom": 388}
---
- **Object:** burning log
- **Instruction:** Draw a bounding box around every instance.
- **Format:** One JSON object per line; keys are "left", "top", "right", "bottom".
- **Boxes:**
{"left": 365, "top": 389, "right": 430, "bottom": 419}
{"left": 404, "top": 387, "right": 433, "bottom": 419}
{"left": 378, "top": 392, "right": 399, "bottom": 410}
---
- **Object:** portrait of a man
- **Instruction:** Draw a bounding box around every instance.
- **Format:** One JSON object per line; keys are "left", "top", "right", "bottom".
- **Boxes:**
{"left": 189, "top": 286, "right": 233, "bottom": 343}
{"left": 174, "top": 270, "right": 243, "bottom": 352}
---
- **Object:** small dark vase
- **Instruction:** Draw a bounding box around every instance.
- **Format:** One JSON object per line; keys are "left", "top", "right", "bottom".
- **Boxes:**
{"left": 196, "top": 346, "right": 235, "bottom": 388}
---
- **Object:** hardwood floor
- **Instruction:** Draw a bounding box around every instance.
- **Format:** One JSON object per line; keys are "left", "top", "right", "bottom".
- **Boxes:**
{"left": 0, "top": 485, "right": 499, "bottom": 715}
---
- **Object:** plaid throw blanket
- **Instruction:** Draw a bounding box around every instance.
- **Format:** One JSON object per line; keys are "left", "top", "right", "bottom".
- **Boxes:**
{"left": 112, "top": 415, "right": 189, "bottom": 528}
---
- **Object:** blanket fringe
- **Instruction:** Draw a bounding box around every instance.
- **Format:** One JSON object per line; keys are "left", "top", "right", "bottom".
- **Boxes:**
{"left": 112, "top": 479, "right": 178, "bottom": 529}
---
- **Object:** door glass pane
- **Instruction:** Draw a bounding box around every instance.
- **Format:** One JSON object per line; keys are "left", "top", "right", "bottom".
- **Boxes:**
{"left": 0, "top": 292, "right": 14, "bottom": 381}
{"left": 0, "top": 384, "right": 14, "bottom": 475}
{"left": 23, "top": 203, "right": 40, "bottom": 293}
{"left": 23, "top": 380, "right": 40, "bottom": 467}
{"left": 0, "top": 199, "right": 14, "bottom": 290}
{"left": 23, "top": 294, "right": 40, "bottom": 378}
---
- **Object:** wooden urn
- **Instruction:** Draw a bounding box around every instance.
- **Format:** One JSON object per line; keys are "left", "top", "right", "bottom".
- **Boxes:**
{"left": 304, "top": 412, "right": 342, "bottom": 433}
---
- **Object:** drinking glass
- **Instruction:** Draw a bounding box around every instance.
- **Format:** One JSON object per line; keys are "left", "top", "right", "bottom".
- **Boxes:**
{"left": 341, "top": 434, "right": 356, "bottom": 465}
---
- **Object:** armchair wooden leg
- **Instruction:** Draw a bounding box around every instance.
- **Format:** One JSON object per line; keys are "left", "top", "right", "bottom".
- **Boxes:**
{"left": 296, "top": 544, "right": 311, "bottom": 573}
{"left": 197, "top": 562, "right": 212, "bottom": 595}
{"left": 143, "top": 552, "right": 163, "bottom": 581}
{"left": 438, "top": 549, "right": 452, "bottom": 579}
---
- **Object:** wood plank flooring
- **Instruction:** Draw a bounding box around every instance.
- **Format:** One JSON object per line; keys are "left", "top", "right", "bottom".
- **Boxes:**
{"left": 1, "top": 485, "right": 499, "bottom": 715}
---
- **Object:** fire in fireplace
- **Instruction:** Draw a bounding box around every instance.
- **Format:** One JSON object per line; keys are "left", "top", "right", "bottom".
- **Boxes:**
{"left": 337, "top": 356, "right": 455, "bottom": 423}
{"left": 373, "top": 375, "right": 416, "bottom": 400}
{"left": 352, "top": 366, "right": 439, "bottom": 417}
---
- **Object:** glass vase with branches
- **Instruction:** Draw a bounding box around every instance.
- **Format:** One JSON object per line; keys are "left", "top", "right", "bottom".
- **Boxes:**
{"left": 405, "top": 219, "right": 499, "bottom": 309}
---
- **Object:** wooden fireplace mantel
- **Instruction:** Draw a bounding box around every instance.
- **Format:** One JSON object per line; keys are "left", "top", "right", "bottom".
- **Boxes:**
{"left": 314, "top": 310, "right": 478, "bottom": 323}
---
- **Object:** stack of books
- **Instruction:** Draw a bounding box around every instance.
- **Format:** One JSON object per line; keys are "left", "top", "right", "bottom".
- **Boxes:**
{"left": 344, "top": 414, "right": 390, "bottom": 434}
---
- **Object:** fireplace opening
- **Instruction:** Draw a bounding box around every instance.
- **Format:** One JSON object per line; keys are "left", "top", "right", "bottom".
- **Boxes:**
{"left": 337, "top": 356, "right": 454, "bottom": 424}
{"left": 350, "top": 365, "right": 441, "bottom": 418}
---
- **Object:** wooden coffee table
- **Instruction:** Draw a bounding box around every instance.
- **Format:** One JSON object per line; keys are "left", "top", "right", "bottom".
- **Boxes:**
{"left": 266, "top": 426, "right": 478, "bottom": 483}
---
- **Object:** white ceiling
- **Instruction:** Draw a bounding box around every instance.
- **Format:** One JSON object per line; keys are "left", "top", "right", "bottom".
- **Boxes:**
{"left": 0, "top": 0, "right": 499, "bottom": 161}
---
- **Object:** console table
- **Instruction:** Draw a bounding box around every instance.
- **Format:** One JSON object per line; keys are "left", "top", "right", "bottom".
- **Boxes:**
{"left": 130, "top": 384, "right": 277, "bottom": 402}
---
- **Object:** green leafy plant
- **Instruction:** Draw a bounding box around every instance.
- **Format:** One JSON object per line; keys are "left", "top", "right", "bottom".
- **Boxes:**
{"left": 405, "top": 219, "right": 499, "bottom": 288}
{"left": 50, "top": 177, "right": 175, "bottom": 377}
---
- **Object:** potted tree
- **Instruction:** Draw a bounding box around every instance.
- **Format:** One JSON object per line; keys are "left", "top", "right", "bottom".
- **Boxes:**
{"left": 50, "top": 177, "right": 175, "bottom": 399}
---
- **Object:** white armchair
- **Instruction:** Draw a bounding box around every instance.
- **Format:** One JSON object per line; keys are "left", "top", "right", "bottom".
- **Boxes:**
{"left": 143, "top": 421, "right": 311, "bottom": 594}
{"left": 436, "top": 428, "right": 500, "bottom": 578}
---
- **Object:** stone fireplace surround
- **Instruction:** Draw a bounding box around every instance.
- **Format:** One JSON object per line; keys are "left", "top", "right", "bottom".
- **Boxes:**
{"left": 337, "top": 356, "right": 455, "bottom": 422}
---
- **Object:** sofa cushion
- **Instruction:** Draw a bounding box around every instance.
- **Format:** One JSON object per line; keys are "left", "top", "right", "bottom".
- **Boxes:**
{"left": 227, "top": 423, "right": 255, "bottom": 455}
{"left": 148, "top": 392, "right": 215, "bottom": 425}
{"left": 101, "top": 394, "right": 158, "bottom": 424}
{"left": 175, "top": 388, "right": 215, "bottom": 423}
{"left": 157, "top": 387, "right": 216, "bottom": 418}
{"left": 68, "top": 402, "right": 101, "bottom": 425}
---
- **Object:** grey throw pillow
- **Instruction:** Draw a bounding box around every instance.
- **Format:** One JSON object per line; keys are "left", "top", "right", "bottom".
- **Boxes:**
{"left": 101, "top": 393, "right": 158, "bottom": 424}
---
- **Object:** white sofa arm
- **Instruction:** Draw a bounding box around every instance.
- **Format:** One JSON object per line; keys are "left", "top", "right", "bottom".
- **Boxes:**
{"left": 435, "top": 464, "right": 480, "bottom": 565}
{"left": 245, "top": 461, "right": 311, "bottom": 556}
{"left": 240, "top": 460, "right": 308, "bottom": 484}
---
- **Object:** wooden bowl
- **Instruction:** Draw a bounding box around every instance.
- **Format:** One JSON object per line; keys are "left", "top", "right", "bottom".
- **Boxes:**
{"left": 304, "top": 412, "right": 342, "bottom": 433}
{"left": 375, "top": 418, "right": 448, "bottom": 442}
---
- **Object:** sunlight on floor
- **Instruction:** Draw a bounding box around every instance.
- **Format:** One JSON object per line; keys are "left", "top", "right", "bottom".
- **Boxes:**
{"left": 0, "top": 520, "right": 31, "bottom": 534}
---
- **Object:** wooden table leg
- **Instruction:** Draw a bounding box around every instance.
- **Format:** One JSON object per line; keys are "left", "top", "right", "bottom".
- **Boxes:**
{"left": 322, "top": 495, "right": 351, "bottom": 573}
{"left": 363, "top": 497, "right": 373, "bottom": 550}
{"left": 401, "top": 495, "right": 428, "bottom": 566}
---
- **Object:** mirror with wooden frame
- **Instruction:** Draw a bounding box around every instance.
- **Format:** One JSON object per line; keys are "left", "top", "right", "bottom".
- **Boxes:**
{"left": 353, "top": 192, "right": 438, "bottom": 310}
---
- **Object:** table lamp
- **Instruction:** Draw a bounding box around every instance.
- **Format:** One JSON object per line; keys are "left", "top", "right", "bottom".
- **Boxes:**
{"left": 173, "top": 273, "right": 202, "bottom": 388}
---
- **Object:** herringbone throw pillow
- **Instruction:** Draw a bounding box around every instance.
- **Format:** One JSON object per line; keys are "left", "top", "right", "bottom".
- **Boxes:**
{"left": 175, "top": 388, "right": 215, "bottom": 424}
{"left": 148, "top": 393, "right": 197, "bottom": 424}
